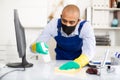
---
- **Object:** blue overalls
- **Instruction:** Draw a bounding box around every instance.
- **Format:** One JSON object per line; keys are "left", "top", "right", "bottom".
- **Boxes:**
{"left": 54, "top": 19, "right": 86, "bottom": 60}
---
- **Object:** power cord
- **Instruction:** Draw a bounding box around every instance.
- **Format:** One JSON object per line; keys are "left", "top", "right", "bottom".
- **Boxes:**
{"left": 0, "top": 67, "right": 25, "bottom": 80}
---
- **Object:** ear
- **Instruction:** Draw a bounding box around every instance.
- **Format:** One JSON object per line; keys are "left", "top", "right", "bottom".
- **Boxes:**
{"left": 61, "top": 15, "right": 62, "bottom": 18}
{"left": 76, "top": 19, "right": 80, "bottom": 24}
{"left": 78, "top": 19, "right": 80, "bottom": 22}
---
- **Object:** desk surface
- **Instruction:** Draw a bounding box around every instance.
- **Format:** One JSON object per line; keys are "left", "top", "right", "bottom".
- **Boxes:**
{"left": 0, "top": 60, "right": 120, "bottom": 80}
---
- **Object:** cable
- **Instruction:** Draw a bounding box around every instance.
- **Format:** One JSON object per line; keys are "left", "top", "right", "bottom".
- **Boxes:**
{"left": 0, "top": 68, "right": 25, "bottom": 80}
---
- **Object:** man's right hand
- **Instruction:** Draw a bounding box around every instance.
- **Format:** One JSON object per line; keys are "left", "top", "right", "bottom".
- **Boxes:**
{"left": 30, "top": 42, "right": 49, "bottom": 54}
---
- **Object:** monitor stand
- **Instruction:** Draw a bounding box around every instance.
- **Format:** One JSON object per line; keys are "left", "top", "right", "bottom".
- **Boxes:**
{"left": 6, "top": 54, "right": 33, "bottom": 68}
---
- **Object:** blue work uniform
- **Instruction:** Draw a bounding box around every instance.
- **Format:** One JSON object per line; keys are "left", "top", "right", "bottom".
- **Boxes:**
{"left": 54, "top": 19, "right": 86, "bottom": 60}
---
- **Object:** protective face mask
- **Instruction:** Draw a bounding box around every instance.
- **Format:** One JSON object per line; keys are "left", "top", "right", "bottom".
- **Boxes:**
{"left": 62, "top": 23, "right": 76, "bottom": 35}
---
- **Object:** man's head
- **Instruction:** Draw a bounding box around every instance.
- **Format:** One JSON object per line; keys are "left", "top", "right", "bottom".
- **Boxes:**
{"left": 61, "top": 4, "right": 80, "bottom": 35}
{"left": 61, "top": 4, "right": 80, "bottom": 27}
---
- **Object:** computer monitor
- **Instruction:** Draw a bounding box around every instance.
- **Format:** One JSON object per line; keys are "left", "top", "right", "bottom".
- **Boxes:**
{"left": 6, "top": 9, "right": 33, "bottom": 68}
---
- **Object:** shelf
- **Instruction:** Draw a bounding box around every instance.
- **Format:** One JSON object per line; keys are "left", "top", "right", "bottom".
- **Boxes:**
{"left": 93, "top": 8, "right": 120, "bottom": 11}
{"left": 96, "top": 46, "right": 120, "bottom": 49}
{"left": 93, "top": 27, "right": 120, "bottom": 30}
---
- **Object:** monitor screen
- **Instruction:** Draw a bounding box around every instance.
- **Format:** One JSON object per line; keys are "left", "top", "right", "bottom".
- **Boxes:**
{"left": 6, "top": 9, "right": 33, "bottom": 68}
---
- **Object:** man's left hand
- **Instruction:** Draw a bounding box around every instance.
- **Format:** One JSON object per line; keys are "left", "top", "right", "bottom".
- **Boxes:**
{"left": 59, "top": 61, "right": 80, "bottom": 70}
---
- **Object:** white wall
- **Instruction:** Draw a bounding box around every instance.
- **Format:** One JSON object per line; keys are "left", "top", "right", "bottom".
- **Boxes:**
{"left": 0, "top": 0, "right": 91, "bottom": 45}
{"left": 0, "top": 0, "right": 92, "bottom": 62}
{"left": 1, "top": 0, "right": 120, "bottom": 63}
{"left": 47, "top": 0, "right": 91, "bottom": 19}
{"left": 0, "top": 0, "right": 48, "bottom": 62}
{"left": 0, "top": 0, "right": 47, "bottom": 45}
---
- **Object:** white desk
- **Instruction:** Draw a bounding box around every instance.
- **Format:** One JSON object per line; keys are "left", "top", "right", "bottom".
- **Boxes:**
{"left": 0, "top": 60, "right": 120, "bottom": 80}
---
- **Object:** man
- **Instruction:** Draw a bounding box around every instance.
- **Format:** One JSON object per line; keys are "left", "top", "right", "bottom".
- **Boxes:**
{"left": 31, "top": 4, "right": 96, "bottom": 70}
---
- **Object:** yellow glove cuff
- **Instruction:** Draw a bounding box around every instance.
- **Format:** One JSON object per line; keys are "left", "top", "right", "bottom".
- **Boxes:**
{"left": 74, "top": 54, "right": 89, "bottom": 68}
{"left": 31, "top": 43, "right": 36, "bottom": 53}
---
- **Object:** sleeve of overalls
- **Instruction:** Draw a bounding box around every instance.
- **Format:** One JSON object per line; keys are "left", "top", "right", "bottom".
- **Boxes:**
{"left": 74, "top": 22, "right": 96, "bottom": 68}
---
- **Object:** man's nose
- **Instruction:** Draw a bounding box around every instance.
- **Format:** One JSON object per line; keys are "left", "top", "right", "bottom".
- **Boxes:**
{"left": 65, "top": 22, "right": 71, "bottom": 27}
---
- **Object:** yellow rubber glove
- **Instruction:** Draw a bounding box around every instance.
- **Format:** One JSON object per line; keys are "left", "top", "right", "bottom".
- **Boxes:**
{"left": 31, "top": 42, "right": 36, "bottom": 53}
{"left": 74, "top": 54, "right": 89, "bottom": 68}
{"left": 59, "top": 54, "right": 89, "bottom": 70}
{"left": 30, "top": 42, "right": 49, "bottom": 54}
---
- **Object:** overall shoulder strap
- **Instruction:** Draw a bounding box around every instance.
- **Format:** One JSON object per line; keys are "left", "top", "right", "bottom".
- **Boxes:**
{"left": 78, "top": 20, "right": 87, "bottom": 34}
{"left": 57, "top": 18, "right": 62, "bottom": 36}
{"left": 57, "top": 19, "right": 62, "bottom": 29}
